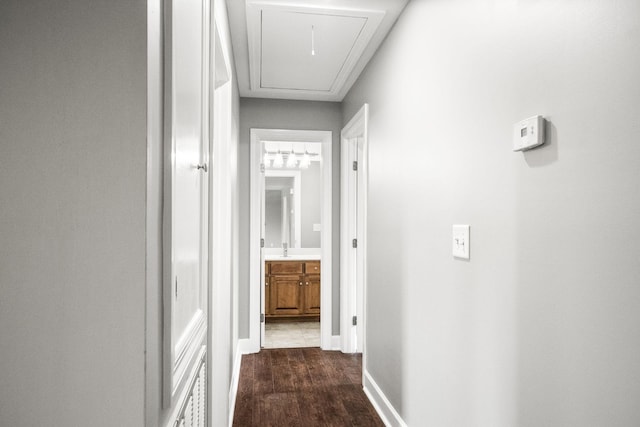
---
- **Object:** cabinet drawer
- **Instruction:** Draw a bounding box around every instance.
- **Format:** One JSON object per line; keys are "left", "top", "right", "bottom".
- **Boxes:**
{"left": 305, "top": 261, "right": 320, "bottom": 274}
{"left": 270, "top": 261, "right": 303, "bottom": 275}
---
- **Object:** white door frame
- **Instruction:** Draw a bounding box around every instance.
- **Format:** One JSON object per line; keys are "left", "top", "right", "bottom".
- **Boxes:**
{"left": 340, "top": 104, "right": 369, "bottom": 355}
{"left": 208, "top": 15, "right": 234, "bottom": 427}
{"left": 249, "top": 128, "right": 332, "bottom": 352}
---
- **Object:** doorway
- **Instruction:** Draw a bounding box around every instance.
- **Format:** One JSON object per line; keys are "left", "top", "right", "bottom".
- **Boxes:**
{"left": 249, "top": 129, "right": 332, "bottom": 352}
{"left": 263, "top": 152, "right": 319, "bottom": 349}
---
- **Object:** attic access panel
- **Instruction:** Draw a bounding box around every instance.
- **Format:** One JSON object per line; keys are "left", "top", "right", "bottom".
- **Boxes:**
{"left": 260, "top": 10, "right": 366, "bottom": 92}
{"left": 245, "top": 2, "right": 385, "bottom": 100}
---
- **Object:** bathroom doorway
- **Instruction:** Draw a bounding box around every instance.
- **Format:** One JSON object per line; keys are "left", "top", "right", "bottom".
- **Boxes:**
{"left": 263, "top": 150, "right": 320, "bottom": 348}
{"left": 249, "top": 129, "right": 332, "bottom": 352}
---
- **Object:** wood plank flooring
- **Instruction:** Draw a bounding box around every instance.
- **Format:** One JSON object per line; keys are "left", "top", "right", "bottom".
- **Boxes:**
{"left": 232, "top": 348, "right": 385, "bottom": 427}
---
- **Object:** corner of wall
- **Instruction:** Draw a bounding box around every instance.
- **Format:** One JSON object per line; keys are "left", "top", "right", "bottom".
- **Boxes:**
{"left": 363, "top": 370, "right": 407, "bottom": 427}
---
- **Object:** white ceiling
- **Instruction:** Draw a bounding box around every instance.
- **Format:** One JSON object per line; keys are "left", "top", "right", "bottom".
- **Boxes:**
{"left": 226, "top": 0, "right": 409, "bottom": 102}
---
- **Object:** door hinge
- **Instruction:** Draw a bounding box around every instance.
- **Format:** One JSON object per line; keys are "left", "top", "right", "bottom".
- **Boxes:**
{"left": 352, "top": 238, "right": 357, "bottom": 248}
{"left": 352, "top": 316, "right": 357, "bottom": 326}
{"left": 260, "top": 163, "right": 265, "bottom": 173}
{"left": 261, "top": 313, "right": 265, "bottom": 323}
{"left": 260, "top": 238, "right": 265, "bottom": 248}
{"left": 352, "top": 161, "right": 358, "bottom": 171}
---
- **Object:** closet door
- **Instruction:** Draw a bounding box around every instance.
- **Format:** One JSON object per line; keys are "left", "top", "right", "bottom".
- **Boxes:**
{"left": 163, "top": 0, "right": 209, "bottom": 407}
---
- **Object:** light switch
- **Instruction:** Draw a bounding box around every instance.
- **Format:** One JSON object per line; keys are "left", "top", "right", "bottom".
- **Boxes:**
{"left": 452, "top": 225, "right": 470, "bottom": 259}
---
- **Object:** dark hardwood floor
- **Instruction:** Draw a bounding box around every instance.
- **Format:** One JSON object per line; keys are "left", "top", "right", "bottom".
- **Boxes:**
{"left": 232, "top": 348, "right": 385, "bottom": 427}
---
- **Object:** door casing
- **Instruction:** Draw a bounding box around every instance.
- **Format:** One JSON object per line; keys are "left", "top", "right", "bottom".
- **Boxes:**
{"left": 340, "top": 104, "right": 369, "bottom": 358}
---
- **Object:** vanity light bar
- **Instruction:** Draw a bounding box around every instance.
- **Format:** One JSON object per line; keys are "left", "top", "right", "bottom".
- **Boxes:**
{"left": 263, "top": 150, "right": 321, "bottom": 169}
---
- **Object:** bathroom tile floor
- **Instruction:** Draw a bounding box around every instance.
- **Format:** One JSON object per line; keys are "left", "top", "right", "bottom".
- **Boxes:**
{"left": 263, "top": 321, "right": 320, "bottom": 349}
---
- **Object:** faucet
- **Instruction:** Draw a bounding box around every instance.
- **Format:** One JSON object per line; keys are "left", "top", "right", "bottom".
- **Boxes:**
{"left": 282, "top": 242, "right": 288, "bottom": 257}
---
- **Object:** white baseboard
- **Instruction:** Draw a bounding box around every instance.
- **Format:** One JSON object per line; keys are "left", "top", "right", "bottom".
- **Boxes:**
{"left": 363, "top": 370, "right": 407, "bottom": 427}
{"left": 228, "top": 339, "right": 251, "bottom": 427}
{"left": 331, "top": 335, "right": 341, "bottom": 350}
{"left": 237, "top": 337, "right": 253, "bottom": 354}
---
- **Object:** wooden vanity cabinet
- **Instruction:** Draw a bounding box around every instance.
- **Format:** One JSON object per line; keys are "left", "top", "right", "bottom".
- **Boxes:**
{"left": 265, "top": 260, "right": 320, "bottom": 320}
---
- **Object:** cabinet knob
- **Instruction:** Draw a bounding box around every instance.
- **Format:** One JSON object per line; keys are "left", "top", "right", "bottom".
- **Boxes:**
{"left": 299, "top": 281, "right": 303, "bottom": 286}
{"left": 306, "top": 281, "right": 309, "bottom": 285}
{"left": 265, "top": 282, "right": 269, "bottom": 286}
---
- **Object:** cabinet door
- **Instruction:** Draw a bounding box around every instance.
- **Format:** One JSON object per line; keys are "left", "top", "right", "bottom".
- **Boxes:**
{"left": 269, "top": 275, "right": 303, "bottom": 315}
{"left": 303, "top": 274, "right": 321, "bottom": 314}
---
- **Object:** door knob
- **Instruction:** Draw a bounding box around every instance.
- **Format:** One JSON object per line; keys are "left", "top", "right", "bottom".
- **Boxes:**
{"left": 196, "top": 163, "right": 208, "bottom": 172}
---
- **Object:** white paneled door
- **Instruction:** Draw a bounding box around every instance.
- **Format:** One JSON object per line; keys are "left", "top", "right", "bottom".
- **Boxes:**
{"left": 164, "top": 0, "right": 209, "bottom": 410}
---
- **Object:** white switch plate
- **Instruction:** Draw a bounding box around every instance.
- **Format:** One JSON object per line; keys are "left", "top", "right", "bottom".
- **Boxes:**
{"left": 452, "top": 225, "right": 470, "bottom": 259}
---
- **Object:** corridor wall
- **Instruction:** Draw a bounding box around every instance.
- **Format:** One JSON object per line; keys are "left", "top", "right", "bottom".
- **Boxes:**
{"left": 342, "top": 0, "right": 640, "bottom": 425}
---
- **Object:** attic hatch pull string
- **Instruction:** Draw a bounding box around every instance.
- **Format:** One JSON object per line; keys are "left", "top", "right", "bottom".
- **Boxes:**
{"left": 311, "top": 25, "right": 316, "bottom": 56}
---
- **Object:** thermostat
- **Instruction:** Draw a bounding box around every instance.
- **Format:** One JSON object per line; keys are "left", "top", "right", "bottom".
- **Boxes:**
{"left": 513, "top": 115, "right": 545, "bottom": 151}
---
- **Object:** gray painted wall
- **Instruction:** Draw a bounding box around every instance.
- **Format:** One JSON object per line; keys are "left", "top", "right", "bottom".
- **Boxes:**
{"left": 300, "top": 162, "right": 322, "bottom": 248}
{"left": 239, "top": 98, "right": 342, "bottom": 336}
{"left": 0, "top": 1, "right": 147, "bottom": 425}
{"left": 265, "top": 189, "right": 284, "bottom": 247}
{"left": 342, "top": 0, "right": 640, "bottom": 426}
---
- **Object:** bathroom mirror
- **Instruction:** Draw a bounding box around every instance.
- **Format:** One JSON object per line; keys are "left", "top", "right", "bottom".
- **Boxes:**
{"left": 264, "top": 174, "right": 298, "bottom": 248}
{"left": 263, "top": 142, "right": 322, "bottom": 249}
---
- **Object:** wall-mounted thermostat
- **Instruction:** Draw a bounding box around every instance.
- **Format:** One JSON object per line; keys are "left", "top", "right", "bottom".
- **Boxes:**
{"left": 513, "top": 115, "right": 545, "bottom": 151}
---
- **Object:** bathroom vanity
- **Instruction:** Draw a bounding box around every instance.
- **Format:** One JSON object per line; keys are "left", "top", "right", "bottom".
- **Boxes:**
{"left": 265, "top": 260, "right": 320, "bottom": 321}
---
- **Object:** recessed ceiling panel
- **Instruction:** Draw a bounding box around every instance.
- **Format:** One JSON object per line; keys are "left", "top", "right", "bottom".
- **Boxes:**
{"left": 233, "top": 0, "right": 408, "bottom": 101}
{"left": 260, "top": 10, "right": 366, "bottom": 91}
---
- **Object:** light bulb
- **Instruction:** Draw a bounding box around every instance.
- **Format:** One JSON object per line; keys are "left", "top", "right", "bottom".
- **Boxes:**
{"left": 273, "top": 153, "right": 283, "bottom": 168}
{"left": 299, "top": 153, "right": 310, "bottom": 169}
{"left": 286, "top": 152, "right": 297, "bottom": 168}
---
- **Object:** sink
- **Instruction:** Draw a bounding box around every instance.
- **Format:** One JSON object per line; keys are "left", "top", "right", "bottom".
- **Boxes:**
{"left": 264, "top": 254, "right": 321, "bottom": 261}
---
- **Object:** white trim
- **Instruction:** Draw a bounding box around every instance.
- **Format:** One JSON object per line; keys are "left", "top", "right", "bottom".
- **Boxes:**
{"left": 363, "top": 370, "right": 407, "bottom": 427}
{"left": 340, "top": 104, "right": 369, "bottom": 355}
{"left": 250, "top": 129, "right": 332, "bottom": 352}
{"left": 249, "top": 137, "right": 262, "bottom": 353}
{"left": 228, "top": 339, "right": 251, "bottom": 427}
{"left": 331, "top": 335, "right": 341, "bottom": 351}
{"left": 173, "top": 311, "right": 206, "bottom": 382}
{"left": 145, "top": 0, "right": 163, "bottom": 424}
{"left": 237, "top": 338, "right": 253, "bottom": 355}
{"left": 319, "top": 134, "right": 333, "bottom": 351}
{"left": 165, "top": 345, "right": 208, "bottom": 427}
